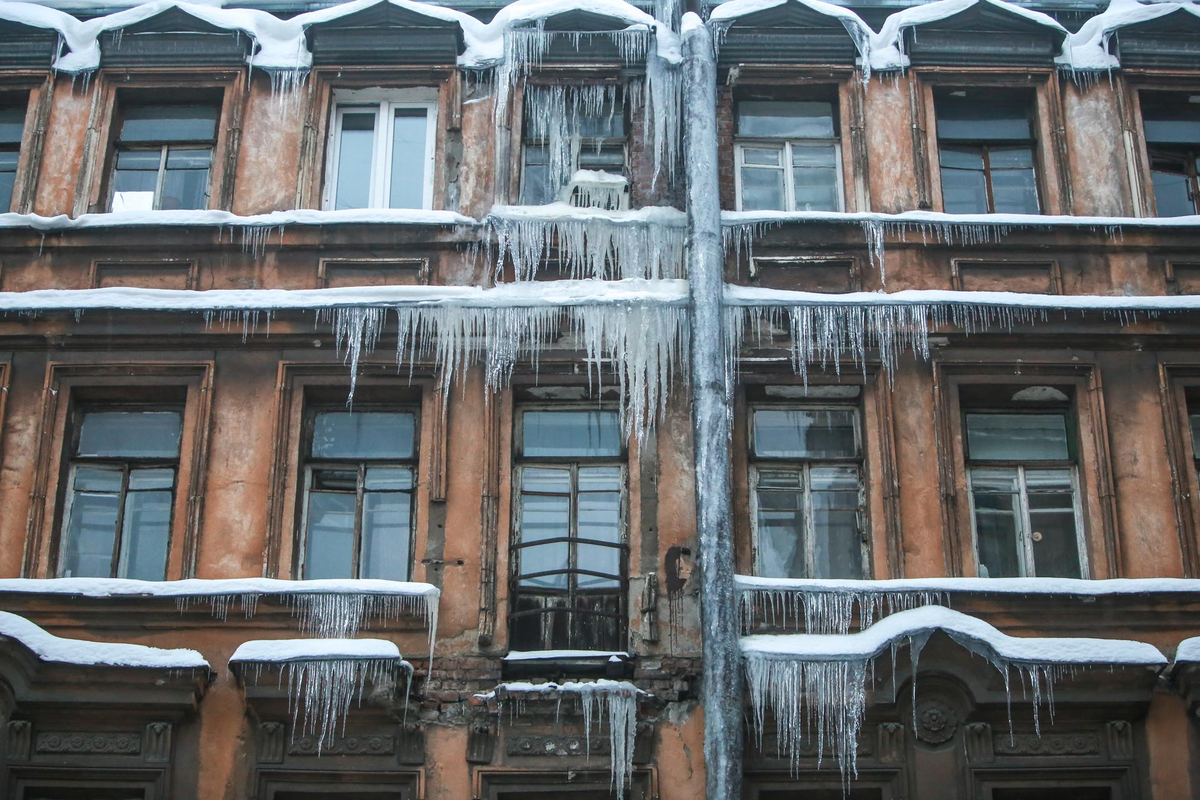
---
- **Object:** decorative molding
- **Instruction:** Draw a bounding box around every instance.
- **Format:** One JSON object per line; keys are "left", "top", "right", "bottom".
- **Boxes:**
{"left": 258, "top": 721, "right": 285, "bottom": 764}
{"left": 506, "top": 733, "right": 610, "bottom": 758}
{"left": 6, "top": 719, "right": 31, "bottom": 761}
{"left": 476, "top": 395, "right": 504, "bottom": 646}
{"left": 993, "top": 732, "right": 1099, "bottom": 757}
{"left": 1106, "top": 720, "right": 1134, "bottom": 761}
{"left": 144, "top": 722, "right": 172, "bottom": 763}
{"left": 289, "top": 734, "right": 396, "bottom": 756}
{"left": 914, "top": 699, "right": 958, "bottom": 745}
{"left": 877, "top": 722, "right": 904, "bottom": 764}
{"left": 35, "top": 731, "right": 141, "bottom": 755}
{"left": 965, "top": 722, "right": 994, "bottom": 762}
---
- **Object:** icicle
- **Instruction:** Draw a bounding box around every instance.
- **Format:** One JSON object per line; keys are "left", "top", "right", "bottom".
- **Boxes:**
{"left": 737, "top": 584, "right": 950, "bottom": 634}
{"left": 485, "top": 207, "right": 687, "bottom": 280}
{"left": 488, "top": 680, "right": 645, "bottom": 800}
{"left": 241, "top": 656, "right": 404, "bottom": 754}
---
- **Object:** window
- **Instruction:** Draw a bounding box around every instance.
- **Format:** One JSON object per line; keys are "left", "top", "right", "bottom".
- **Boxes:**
{"left": 521, "top": 87, "right": 626, "bottom": 206}
{"left": 324, "top": 90, "right": 437, "bottom": 210}
{"left": 510, "top": 409, "right": 627, "bottom": 651}
{"left": 749, "top": 406, "right": 864, "bottom": 579}
{"left": 965, "top": 410, "right": 1085, "bottom": 578}
{"left": 935, "top": 89, "right": 1039, "bottom": 214}
{"left": 735, "top": 100, "right": 843, "bottom": 212}
{"left": 299, "top": 410, "right": 417, "bottom": 581}
{"left": 58, "top": 408, "right": 183, "bottom": 580}
{"left": 0, "top": 103, "right": 23, "bottom": 212}
{"left": 1141, "top": 93, "right": 1200, "bottom": 217}
{"left": 110, "top": 104, "right": 219, "bottom": 211}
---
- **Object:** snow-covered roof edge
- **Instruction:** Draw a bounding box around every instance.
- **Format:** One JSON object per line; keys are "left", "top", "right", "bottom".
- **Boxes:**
{"left": 229, "top": 637, "right": 402, "bottom": 663}
{"left": 0, "top": 576, "right": 440, "bottom": 598}
{"left": 725, "top": 286, "right": 1200, "bottom": 313}
{"left": 0, "top": 208, "right": 476, "bottom": 232}
{"left": 722, "top": 207, "right": 1200, "bottom": 231}
{"left": 1058, "top": 0, "right": 1200, "bottom": 74}
{"left": 707, "top": 0, "right": 874, "bottom": 68}
{"left": 742, "top": 605, "right": 1166, "bottom": 666}
{"left": 0, "top": 609, "right": 209, "bottom": 669}
{"left": 1175, "top": 636, "right": 1200, "bottom": 665}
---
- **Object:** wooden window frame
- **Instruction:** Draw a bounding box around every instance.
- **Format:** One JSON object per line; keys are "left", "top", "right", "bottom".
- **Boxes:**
{"left": 744, "top": 772, "right": 901, "bottom": 799}
{"left": 932, "top": 362, "right": 1120, "bottom": 578}
{"left": 746, "top": 401, "right": 867, "bottom": 579}
{"left": 916, "top": 70, "right": 1069, "bottom": 216}
{"left": 296, "top": 404, "right": 420, "bottom": 581}
{"left": 962, "top": 410, "right": 1088, "bottom": 579}
{"left": 0, "top": 76, "right": 52, "bottom": 214}
{"left": 1156, "top": 363, "right": 1200, "bottom": 577}
{"left": 317, "top": 257, "right": 429, "bottom": 288}
{"left": 732, "top": 372, "right": 902, "bottom": 580}
{"left": 256, "top": 769, "right": 421, "bottom": 799}
{"left": 74, "top": 70, "right": 245, "bottom": 216}
{"left": 90, "top": 259, "right": 198, "bottom": 290}
{"left": 475, "top": 769, "right": 654, "bottom": 800}
{"left": 23, "top": 363, "right": 214, "bottom": 579}
{"left": 971, "top": 766, "right": 1134, "bottom": 800}
{"left": 1124, "top": 84, "right": 1200, "bottom": 218}
{"left": 733, "top": 96, "right": 845, "bottom": 213}
{"left": 951, "top": 258, "right": 1062, "bottom": 294}
{"left": 508, "top": 403, "right": 630, "bottom": 652}
{"left": 298, "top": 69, "right": 457, "bottom": 211}
{"left": 263, "top": 363, "right": 442, "bottom": 579}
{"left": 322, "top": 88, "right": 439, "bottom": 211}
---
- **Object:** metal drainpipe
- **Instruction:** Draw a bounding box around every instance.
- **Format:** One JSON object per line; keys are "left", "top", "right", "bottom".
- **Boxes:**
{"left": 682, "top": 17, "right": 744, "bottom": 800}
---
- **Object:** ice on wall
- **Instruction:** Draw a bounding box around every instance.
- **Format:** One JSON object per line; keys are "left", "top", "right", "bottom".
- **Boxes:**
{"left": 485, "top": 204, "right": 687, "bottom": 280}
{"left": 739, "top": 582, "right": 950, "bottom": 635}
{"left": 742, "top": 606, "right": 1165, "bottom": 781}
{"left": 233, "top": 640, "right": 410, "bottom": 754}
{"left": 484, "top": 680, "right": 645, "bottom": 800}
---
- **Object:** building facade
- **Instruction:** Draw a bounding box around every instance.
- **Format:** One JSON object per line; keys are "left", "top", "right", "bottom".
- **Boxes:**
{"left": 0, "top": 0, "right": 1198, "bottom": 798}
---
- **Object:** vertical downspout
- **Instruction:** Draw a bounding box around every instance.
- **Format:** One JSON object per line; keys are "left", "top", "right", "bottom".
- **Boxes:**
{"left": 682, "top": 15, "right": 744, "bottom": 800}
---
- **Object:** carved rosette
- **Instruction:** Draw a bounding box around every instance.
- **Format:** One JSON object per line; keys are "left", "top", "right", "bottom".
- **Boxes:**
{"left": 914, "top": 700, "right": 959, "bottom": 745}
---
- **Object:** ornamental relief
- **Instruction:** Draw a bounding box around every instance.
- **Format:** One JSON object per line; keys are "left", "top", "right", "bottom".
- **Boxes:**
{"left": 35, "top": 731, "right": 141, "bottom": 755}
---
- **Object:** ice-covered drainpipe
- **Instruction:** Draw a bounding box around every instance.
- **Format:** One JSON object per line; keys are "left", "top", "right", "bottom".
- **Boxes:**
{"left": 682, "top": 14, "right": 744, "bottom": 800}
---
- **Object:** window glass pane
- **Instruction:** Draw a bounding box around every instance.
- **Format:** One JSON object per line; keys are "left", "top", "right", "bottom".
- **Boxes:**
{"left": 810, "top": 466, "right": 862, "bottom": 579}
{"left": 119, "top": 105, "right": 219, "bottom": 143}
{"left": 577, "top": 467, "right": 621, "bottom": 586}
{"left": 738, "top": 101, "right": 835, "bottom": 139}
{"left": 740, "top": 165, "right": 786, "bottom": 211}
{"left": 793, "top": 164, "right": 840, "bottom": 211}
{"left": 521, "top": 145, "right": 553, "bottom": 205}
{"left": 389, "top": 108, "right": 427, "bottom": 209}
{"left": 519, "top": 468, "right": 570, "bottom": 589}
{"left": 743, "top": 148, "right": 782, "bottom": 167}
{"left": 1143, "top": 97, "right": 1200, "bottom": 144}
{"left": 1152, "top": 167, "right": 1194, "bottom": 217}
{"left": 361, "top": 488, "right": 412, "bottom": 580}
{"left": 753, "top": 408, "right": 858, "bottom": 459}
{"left": 989, "top": 162, "right": 1039, "bottom": 214}
{"left": 935, "top": 93, "right": 1033, "bottom": 141}
{"left": 118, "top": 481, "right": 172, "bottom": 580}
{"left": 940, "top": 146, "right": 989, "bottom": 214}
{"left": 311, "top": 411, "right": 415, "bottom": 459}
{"left": 755, "top": 470, "right": 806, "bottom": 578}
{"left": 364, "top": 467, "right": 413, "bottom": 491}
{"left": 304, "top": 491, "right": 356, "bottom": 579}
{"left": 0, "top": 106, "right": 24, "bottom": 144}
{"left": 1190, "top": 413, "right": 1200, "bottom": 455}
{"left": 965, "top": 413, "right": 1069, "bottom": 461}
{"left": 577, "top": 104, "right": 624, "bottom": 139}
{"left": 128, "top": 467, "right": 174, "bottom": 491}
{"left": 77, "top": 411, "right": 183, "bottom": 459}
{"left": 577, "top": 143, "right": 625, "bottom": 171}
{"left": 161, "top": 147, "right": 211, "bottom": 210}
{"left": 989, "top": 146, "right": 1035, "bottom": 169}
{"left": 1025, "top": 468, "right": 1081, "bottom": 578}
{"left": 970, "top": 467, "right": 1022, "bottom": 578}
{"left": 521, "top": 410, "right": 622, "bottom": 457}
{"left": 334, "top": 110, "right": 377, "bottom": 210}
{"left": 61, "top": 466, "right": 122, "bottom": 578}
{"left": 0, "top": 151, "right": 17, "bottom": 212}
{"left": 112, "top": 150, "right": 161, "bottom": 212}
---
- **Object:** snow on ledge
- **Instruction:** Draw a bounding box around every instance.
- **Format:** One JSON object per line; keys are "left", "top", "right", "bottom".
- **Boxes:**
{"left": 741, "top": 606, "right": 1167, "bottom": 667}
{"left": 722, "top": 208, "right": 1200, "bottom": 232}
{"left": 504, "top": 649, "right": 629, "bottom": 661}
{"left": 1175, "top": 637, "right": 1200, "bottom": 665}
{"left": 736, "top": 575, "right": 1200, "bottom": 597}
{"left": 0, "top": 610, "right": 208, "bottom": 669}
{"left": 230, "top": 637, "right": 402, "bottom": 664}
{"left": 0, "top": 208, "right": 476, "bottom": 233}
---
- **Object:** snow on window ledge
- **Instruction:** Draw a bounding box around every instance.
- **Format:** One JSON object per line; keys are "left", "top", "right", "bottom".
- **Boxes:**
{"left": 0, "top": 609, "right": 208, "bottom": 670}
{"left": 503, "top": 649, "right": 630, "bottom": 661}
{"left": 1174, "top": 636, "right": 1200, "bottom": 666}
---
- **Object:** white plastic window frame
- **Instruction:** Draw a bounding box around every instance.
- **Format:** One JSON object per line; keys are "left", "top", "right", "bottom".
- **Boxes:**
{"left": 965, "top": 463, "right": 1088, "bottom": 579}
{"left": 733, "top": 139, "right": 845, "bottom": 213}
{"left": 323, "top": 88, "right": 438, "bottom": 211}
{"left": 746, "top": 403, "right": 865, "bottom": 580}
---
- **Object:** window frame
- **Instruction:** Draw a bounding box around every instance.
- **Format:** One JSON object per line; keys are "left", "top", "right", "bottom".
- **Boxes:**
{"left": 747, "top": 402, "right": 866, "bottom": 580}
{"left": 295, "top": 404, "right": 420, "bottom": 581}
{"left": 107, "top": 103, "right": 221, "bottom": 212}
{"left": 0, "top": 98, "right": 25, "bottom": 213}
{"left": 56, "top": 403, "right": 184, "bottom": 580}
{"left": 733, "top": 100, "right": 846, "bottom": 213}
{"left": 508, "top": 404, "right": 630, "bottom": 652}
{"left": 936, "top": 140, "right": 1042, "bottom": 215}
{"left": 322, "top": 88, "right": 439, "bottom": 211}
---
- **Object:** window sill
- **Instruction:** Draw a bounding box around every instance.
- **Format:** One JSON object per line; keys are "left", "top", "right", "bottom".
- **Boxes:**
{"left": 501, "top": 649, "right": 633, "bottom": 680}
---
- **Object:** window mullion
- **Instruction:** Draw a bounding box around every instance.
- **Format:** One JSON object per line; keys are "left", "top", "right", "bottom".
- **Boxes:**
{"left": 377, "top": 101, "right": 392, "bottom": 209}
{"left": 154, "top": 145, "right": 169, "bottom": 211}
{"left": 981, "top": 145, "right": 996, "bottom": 214}
{"left": 568, "top": 462, "right": 580, "bottom": 648}
{"left": 352, "top": 463, "right": 366, "bottom": 579}
{"left": 111, "top": 464, "right": 132, "bottom": 578}
{"left": 1016, "top": 465, "right": 1034, "bottom": 577}
{"left": 783, "top": 141, "right": 795, "bottom": 212}
{"left": 802, "top": 463, "right": 815, "bottom": 579}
